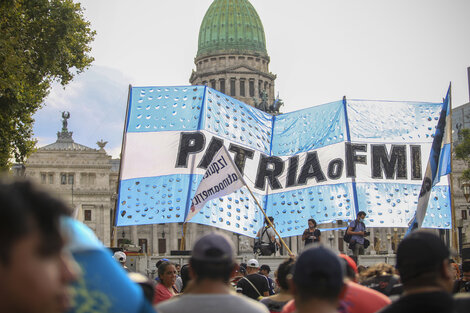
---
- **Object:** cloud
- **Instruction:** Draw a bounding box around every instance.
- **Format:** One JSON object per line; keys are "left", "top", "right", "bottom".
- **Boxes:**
{"left": 33, "top": 65, "right": 132, "bottom": 158}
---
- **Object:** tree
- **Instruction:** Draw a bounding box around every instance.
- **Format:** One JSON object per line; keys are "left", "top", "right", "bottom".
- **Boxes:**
{"left": 0, "top": 0, "right": 95, "bottom": 170}
{"left": 455, "top": 128, "right": 470, "bottom": 181}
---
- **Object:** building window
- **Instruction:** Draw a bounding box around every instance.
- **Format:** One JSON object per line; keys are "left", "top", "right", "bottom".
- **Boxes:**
{"left": 240, "top": 79, "right": 246, "bottom": 96}
{"left": 210, "top": 80, "right": 216, "bottom": 89}
{"left": 81, "top": 173, "right": 96, "bottom": 185}
{"left": 264, "top": 81, "right": 268, "bottom": 91}
{"left": 158, "top": 239, "right": 167, "bottom": 255}
{"left": 230, "top": 78, "right": 236, "bottom": 96}
{"left": 139, "top": 238, "right": 148, "bottom": 253}
{"left": 258, "top": 80, "right": 262, "bottom": 94}
{"left": 41, "top": 173, "right": 47, "bottom": 184}
{"left": 84, "top": 209, "right": 92, "bottom": 221}
{"left": 48, "top": 173, "right": 54, "bottom": 184}
{"left": 462, "top": 210, "right": 468, "bottom": 220}
{"left": 219, "top": 79, "right": 225, "bottom": 94}
{"left": 61, "top": 173, "right": 67, "bottom": 185}
{"left": 249, "top": 79, "right": 255, "bottom": 97}
{"left": 68, "top": 174, "right": 74, "bottom": 185}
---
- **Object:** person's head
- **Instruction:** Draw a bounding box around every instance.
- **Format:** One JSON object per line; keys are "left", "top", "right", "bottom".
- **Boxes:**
{"left": 0, "top": 180, "right": 77, "bottom": 313}
{"left": 113, "top": 251, "right": 127, "bottom": 266}
{"left": 156, "top": 258, "right": 169, "bottom": 269}
{"left": 339, "top": 254, "right": 358, "bottom": 282}
{"left": 265, "top": 216, "right": 274, "bottom": 225}
{"left": 175, "top": 263, "right": 181, "bottom": 274}
{"left": 180, "top": 264, "right": 191, "bottom": 292}
{"left": 276, "top": 258, "right": 295, "bottom": 292}
{"left": 158, "top": 261, "right": 177, "bottom": 287}
{"left": 396, "top": 230, "right": 453, "bottom": 292}
{"left": 290, "top": 246, "right": 345, "bottom": 308}
{"left": 308, "top": 218, "right": 317, "bottom": 229}
{"left": 362, "top": 262, "right": 395, "bottom": 280}
{"left": 189, "top": 233, "right": 236, "bottom": 284}
{"left": 462, "top": 261, "right": 470, "bottom": 282}
{"left": 246, "top": 259, "right": 260, "bottom": 274}
{"left": 356, "top": 211, "right": 366, "bottom": 221}
{"left": 450, "top": 263, "right": 460, "bottom": 280}
{"left": 260, "top": 264, "right": 271, "bottom": 276}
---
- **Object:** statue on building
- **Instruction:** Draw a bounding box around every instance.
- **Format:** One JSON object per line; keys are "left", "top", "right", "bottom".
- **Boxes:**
{"left": 253, "top": 89, "right": 269, "bottom": 112}
{"left": 97, "top": 139, "right": 108, "bottom": 150}
{"left": 62, "top": 111, "right": 70, "bottom": 132}
{"left": 269, "top": 97, "right": 284, "bottom": 113}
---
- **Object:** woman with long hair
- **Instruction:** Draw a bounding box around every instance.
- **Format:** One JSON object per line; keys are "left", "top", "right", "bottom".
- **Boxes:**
{"left": 153, "top": 261, "right": 179, "bottom": 305}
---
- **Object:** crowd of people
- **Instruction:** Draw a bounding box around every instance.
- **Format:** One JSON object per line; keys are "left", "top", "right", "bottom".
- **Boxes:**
{"left": 2, "top": 179, "right": 470, "bottom": 313}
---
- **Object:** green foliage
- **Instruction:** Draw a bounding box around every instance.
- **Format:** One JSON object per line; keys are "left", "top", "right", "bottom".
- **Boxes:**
{"left": 455, "top": 128, "right": 470, "bottom": 181}
{"left": 0, "top": 0, "right": 95, "bottom": 170}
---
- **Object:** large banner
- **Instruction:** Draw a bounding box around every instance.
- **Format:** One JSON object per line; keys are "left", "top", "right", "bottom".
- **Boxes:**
{"left": 116, "top": 86, "right": 451, "bottom": 238}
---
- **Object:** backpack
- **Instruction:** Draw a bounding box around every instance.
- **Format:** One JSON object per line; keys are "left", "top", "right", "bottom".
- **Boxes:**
{"left": 343, "top": 221, "right": 357, "bottom": 243}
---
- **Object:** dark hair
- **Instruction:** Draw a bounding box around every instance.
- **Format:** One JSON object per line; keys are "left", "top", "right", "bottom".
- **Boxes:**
{"left": 340, "top": 259, "right": 356, "bottom": 280}
{"left": 357, "top": 211, "right": 366, "bottom": 217}
{"left": 0, "top": 180, "right": 71, "bottom": 264}
{"left": 277, "top": 258, "right": 295, "bottom": 290}
{"left": 265, "top": 216, "right": 274, "bottom": 224}
{"left": 308, "top": 219, "right": 317, "bottom": 227}
{"left": 260, "top": 264, "right": 271, "bottom": 273}
{"left": 462, "top": 261, "right": 470, "bottom": 273}
{"left": 190, "top": 258, "right": 235, "bottom": 283}
{"left": 180, "top": 264, "right": 190, "bottom": 292}
{"left": 158, "top": 261, "right": 174, "bottom": 279}
{"left": 156, "top": 258, "right": 169, "bottom": 269}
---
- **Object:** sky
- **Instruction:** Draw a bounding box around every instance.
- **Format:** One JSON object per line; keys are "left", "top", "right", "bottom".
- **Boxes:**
{"left": 33, "top": 0, "right": 470, "bottom": 158}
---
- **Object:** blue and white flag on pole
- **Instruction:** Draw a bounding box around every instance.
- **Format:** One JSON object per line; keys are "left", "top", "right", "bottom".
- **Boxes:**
{"left": 408, "top": 86, "right": 451, "bottom": 232}
{"left": 185, "top": 145, "right": 245, "bottom": 222}
{"left": 116, "top": 86, "right": 452, "bottom": 237}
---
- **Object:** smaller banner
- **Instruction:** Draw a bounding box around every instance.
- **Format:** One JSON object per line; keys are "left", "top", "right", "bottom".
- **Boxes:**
{"left": 186, "top": 146, "right": 245, "bottom": 222}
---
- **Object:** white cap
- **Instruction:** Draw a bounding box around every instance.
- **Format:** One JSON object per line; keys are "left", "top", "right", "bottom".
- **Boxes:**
{"left": 113, "top": 251, "right": 126, "bottom": 263}
{"left": 247, "top": 259, "right": 259, "bottom": 268}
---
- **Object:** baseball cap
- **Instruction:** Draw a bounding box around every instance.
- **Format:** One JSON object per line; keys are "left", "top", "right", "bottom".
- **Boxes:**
{"left": 113, "top": 251, "right": 126, "bottom": 263}
{"left": 260, "top": 264, "right": 271, "bottom": 273}
{"left": 396, "top": 230, "right": 451, "bottom": 283}
{"left": 293, "top": 246, "right": 344, "bottom": 291}
{"left": 191, "top": 233, "right": 234, "bottom": 262}
{"left": 247, "top": 259, "right": 260, "bottom": 268}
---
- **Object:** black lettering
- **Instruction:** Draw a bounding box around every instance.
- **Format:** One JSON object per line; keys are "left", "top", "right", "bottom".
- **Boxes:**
{"left": 286, "top": 155, "right": 299, "bottom": 187}
{"left": 255, "top": 155, "right": 284, "bottom": 190}
{"left": 371, "top": 145, "right": 407, "bottom": 179}
{"left": 197, "top": 137, "right": 224, "bottom": 169}
{"left": 346, "top": 143, "right": 367, "bottom": 177}
{"left": 202, "top": 190, "right": 208, "bottom": 198}
{"left": 229, "top": 143, "right": 255, "bottom": 174}
{"left": 411, "top": 145, "right": 422, "bottom": 180}
{"left": 176, "top": 132, "right": 205, "bottom": 167}
{"left": 327, "top": 158, "right": 343, "bottom": 179}
{"left": 297, "top": 152, "right": 326, "bottom": 185}
{"left": 231, "top": 173, "right": 238, "bottom": 181}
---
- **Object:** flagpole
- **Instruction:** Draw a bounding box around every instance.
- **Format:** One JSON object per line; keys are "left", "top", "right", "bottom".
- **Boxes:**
{"left": 244, "top": 185, "right": 294, "bottom": 257}
{"left": 180, "top": 222, "right": 188, "bottom": 250}
{"left": 448, "top": 83, "right": 459, "bottom": 256}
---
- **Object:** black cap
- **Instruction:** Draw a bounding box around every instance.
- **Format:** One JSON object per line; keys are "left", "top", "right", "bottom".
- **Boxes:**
{"left": 191, "top": 233, "right": 234, "bottom": 262}
{"left": 396, "top": 230, "right": 450, "bottom": 283}
{"left": 293, "top": 246, "right": 344, "bottom": 290}
{"left": 260, "top": 264, "right": 271, "bottom": 273}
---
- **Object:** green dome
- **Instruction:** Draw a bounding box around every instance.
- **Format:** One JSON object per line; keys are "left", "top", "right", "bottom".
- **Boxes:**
{"left": 196, "top": 0, "right": 268, "bottom": 59}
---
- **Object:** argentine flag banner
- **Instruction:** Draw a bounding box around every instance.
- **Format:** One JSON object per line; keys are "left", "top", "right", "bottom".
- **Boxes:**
{"left": 116, "top": 86, "right": 452, "bottom": 238}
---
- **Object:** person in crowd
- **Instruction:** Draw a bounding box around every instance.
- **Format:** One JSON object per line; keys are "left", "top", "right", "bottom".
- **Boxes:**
{"left": 237, "top": 258, "right": 270, "bottom": 300}
{"left": 153, "top": 261, "right": 179, "bottom": 305}
{"left": 453, "top": 261, "right": 470, "bottom": 293}
{"left": 0, "top": 180, "right": 78, "bottom": 313}
{"left": 378, "top": 230, "right": 454, "bottom": 313}
{"left": 128, "top": 272, "right": 156, "bottom": 303}
{"left": 302, "top": 218, "right": 321, "bottom": 246}
{"left": 155, "top": 258, "right": 170, "bottom": 283}
{"left": 346, "top": 211, "right": 369, "bottom": 260}
{"left": 260, "top": 264, "right": 276, "bottom": 295}
{"left": 286, "top": 246, "right": 346, "bottom": 313}
{"left": 180, "top": 264, "right": 191, "bottom": 293}
{"left": 338, "top": 254, "right": 391, "bottom": 313}
{"left": 113, "top": 251, "right": 130, "bottom": 272}
{"left": 256, "top": 217, "right": 280, "bottom": 256}
{"left": 260, "top": 259, "right": 295, "bottom": 313}
{"left": 231, "top": 263, "right": 247, "bottom": 287}
{"left": 174, "top": 263, "right": 183, "bottom": 292}
{"left": 360, "top": 262, "right": 402, "bottom": 298}
{"left": 156, "top": 233, "right": 268, "bottom": 313}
